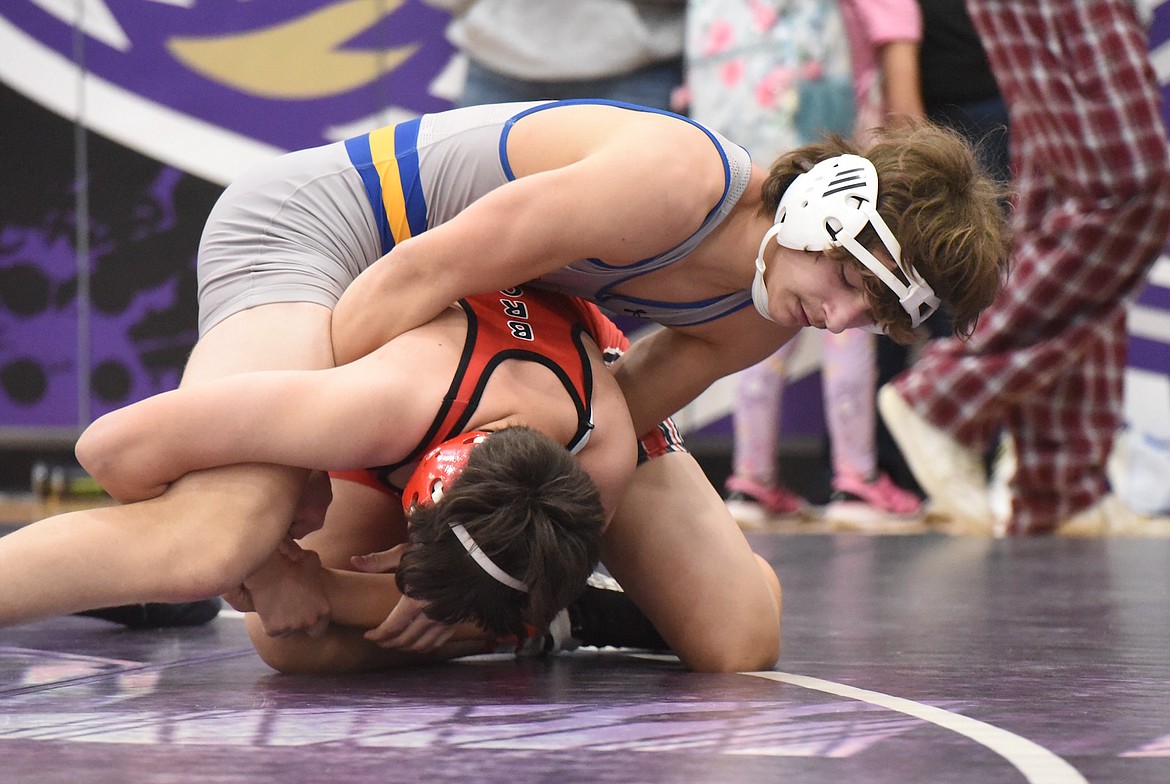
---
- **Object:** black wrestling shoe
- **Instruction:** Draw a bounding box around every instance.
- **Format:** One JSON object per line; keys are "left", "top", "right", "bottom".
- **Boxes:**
{"left": 549, "top": 571, "right": 670, "bottom": 652}
{"left": 78, "top": 599, "right": 222, "bottom": 629}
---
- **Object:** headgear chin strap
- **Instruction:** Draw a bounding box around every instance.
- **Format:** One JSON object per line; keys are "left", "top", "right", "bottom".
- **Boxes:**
{"left": 402, "top": 430, "right": 529, "bottom": 594}
{"left": 753, "top": 154, "right": 941, "bottom": 331}
{"left": 752, "top": 224, "right": 782, "bottom": 321}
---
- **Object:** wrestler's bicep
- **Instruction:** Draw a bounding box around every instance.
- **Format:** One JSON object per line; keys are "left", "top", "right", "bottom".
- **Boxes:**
{"left": 496, "top": 152, "right": 722, "bottom": 266}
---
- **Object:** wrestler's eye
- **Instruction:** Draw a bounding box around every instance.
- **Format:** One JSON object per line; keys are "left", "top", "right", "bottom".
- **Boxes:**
{"left": 838, "top": 260, "right": 856, "bottom": 290}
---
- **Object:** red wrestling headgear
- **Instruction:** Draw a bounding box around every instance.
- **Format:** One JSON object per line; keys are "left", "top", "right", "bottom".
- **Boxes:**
{"left": 401, "top": 430, "right": 529, "bottom": 593}
{"left": 401, "top": 431, "right": 492, "bottom": 513}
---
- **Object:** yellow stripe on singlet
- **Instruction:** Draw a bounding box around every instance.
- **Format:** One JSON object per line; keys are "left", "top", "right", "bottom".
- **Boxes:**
{"left": 367, "top": 125, "right": 414, "bottom": 245}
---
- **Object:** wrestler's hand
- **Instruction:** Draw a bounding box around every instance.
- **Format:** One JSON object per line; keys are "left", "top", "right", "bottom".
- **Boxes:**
{"left": 364, "top": 594, "right": 458, "bottom": 652}
{"left": 351, "top": 544, "right": 458, "bottom": 652}
{"left": 289, "top": 470, "right": 333, "bottom": 540}
{"left": 241, "top": 538, "right": 331, "bottom": 638}
{"left": 221, "top": 583, "right": 253, "bottom": 613}
{"left": 347, "top": 542, "right": 407, "bottom": 575}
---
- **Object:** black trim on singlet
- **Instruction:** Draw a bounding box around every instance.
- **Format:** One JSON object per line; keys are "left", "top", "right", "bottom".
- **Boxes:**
{"left": 366, "top": 300, "right": 595, "bottom": 492}
{"left": 369, "top": 301, "right": 480, "bottom": 490}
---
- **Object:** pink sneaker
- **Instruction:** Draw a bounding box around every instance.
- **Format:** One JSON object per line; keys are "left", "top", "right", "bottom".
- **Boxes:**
{"left": 724, "top": 475, "right": 809, "bottom": 527}
{"left": 825, "top": 472, "right": 923, "bottom": 526}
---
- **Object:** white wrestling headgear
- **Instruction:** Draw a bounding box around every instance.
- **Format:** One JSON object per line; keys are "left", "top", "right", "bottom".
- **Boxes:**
{"left": 752, "top": 154, "right": 941, "bottom": 331}
{"left": 402, "top": 431, "right": 529, "bottom": 594}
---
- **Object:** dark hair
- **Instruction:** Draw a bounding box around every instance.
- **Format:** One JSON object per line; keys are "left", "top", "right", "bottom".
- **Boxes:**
{"left": 762, "top": 123, "right": 1012, "bottom": 342}
{"left": 395, "top": 426, "right": 604, "bottom": 642}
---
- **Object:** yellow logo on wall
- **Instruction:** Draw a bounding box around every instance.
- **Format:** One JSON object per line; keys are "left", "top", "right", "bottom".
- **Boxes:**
{"left": 0, "top": 0, "right": 455, "bottom": 184}
{"left": 168, "top": 0, "right": 419, "bottom": 100}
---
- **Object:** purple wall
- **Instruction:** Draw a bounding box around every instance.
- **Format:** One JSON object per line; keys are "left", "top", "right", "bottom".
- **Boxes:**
{"left": 0, "top": 4, "right": 454, "bottom": 439}
{"left": 1, "top": 2, "right": 1168, "bottom": 446}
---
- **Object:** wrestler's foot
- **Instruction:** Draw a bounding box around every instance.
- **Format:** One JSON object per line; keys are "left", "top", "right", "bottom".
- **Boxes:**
{"left": 77, "top": 599, "right": 222, "bottom": 629}
{"left": 878, "top": 384, "right": 993, "bottom": 529}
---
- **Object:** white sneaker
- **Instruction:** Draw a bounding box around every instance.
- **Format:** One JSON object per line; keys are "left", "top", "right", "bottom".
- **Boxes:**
{"left": 987, "top": 435, "right": 1016, "bottom": 537}
{"left": 1057, "top": 494, "right": 1166, "bottom": 537}
{"left": 878, "top": 384, "right": 994, "bottom": 528}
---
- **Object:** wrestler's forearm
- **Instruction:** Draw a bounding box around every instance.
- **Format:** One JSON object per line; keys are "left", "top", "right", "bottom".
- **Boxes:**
{"left": 319, "top": 569, "right": 489, "bottom": 643}
{"left": 331, "top": 251, "right": 455, "bottom": 364}
{"left": 245, "top": 613, "right": 488, "bottom": 675}
{"left": 614, "top": 328, "right": 732, "bottom": 434}
{"left": 615, "top": 318, "right": 797, "bottom": 434}
{"left": 319, "top": 568, "right": 401, "bottom": 627}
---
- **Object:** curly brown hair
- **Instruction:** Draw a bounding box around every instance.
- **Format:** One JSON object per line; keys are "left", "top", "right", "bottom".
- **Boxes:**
{"left": 761, "top": 122, "right": 1012, "bottom": 342}
{"left": 395, "top": 426, "right": 604, "bottom": 643}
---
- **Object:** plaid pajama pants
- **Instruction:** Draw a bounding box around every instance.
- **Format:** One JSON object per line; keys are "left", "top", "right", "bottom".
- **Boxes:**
{"left": 894, "top": 0, "right": 1170, "bottom": 533}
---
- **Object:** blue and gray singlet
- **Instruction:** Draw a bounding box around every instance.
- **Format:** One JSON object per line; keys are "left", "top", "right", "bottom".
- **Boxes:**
{"left": 342, "top": 98, "right": 755, "bottom": 328}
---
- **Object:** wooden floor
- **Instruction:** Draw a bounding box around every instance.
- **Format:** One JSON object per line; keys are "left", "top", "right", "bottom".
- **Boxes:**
{"left": 3, "top": 495, "right": 1169, "bottom": 784}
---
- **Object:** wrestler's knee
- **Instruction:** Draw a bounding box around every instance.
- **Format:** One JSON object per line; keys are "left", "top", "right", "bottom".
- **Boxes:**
{"left": 673, "top": 556, "right": 781, "bottom": 673}
{"left": 137, "top": 477, "right": 296, "bottom": 600}
{"left": 757, "top": 553, "right": 782, "bottom": 617}
{"left": 246, "top": 614, "right": 308, "bottom": 673}
{"left": 679, "top": 624, "right": 779, "bottom": 674}
{"left": 141, "top": 515, "right": 256, "bottom": 601}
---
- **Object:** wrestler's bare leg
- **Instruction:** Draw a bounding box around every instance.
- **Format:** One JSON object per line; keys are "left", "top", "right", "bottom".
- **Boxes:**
{"left": 0, "top": 303, "right": 334, "bottom": 626}
{"left": 601, "top": 451, "right": 782, "bottom": 672}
